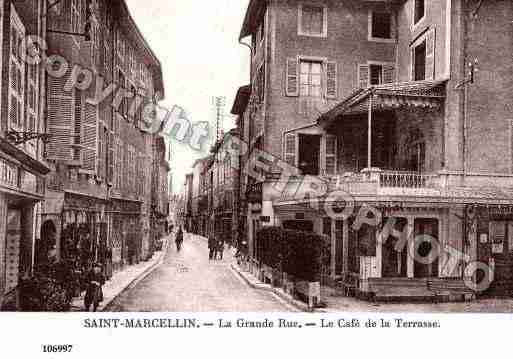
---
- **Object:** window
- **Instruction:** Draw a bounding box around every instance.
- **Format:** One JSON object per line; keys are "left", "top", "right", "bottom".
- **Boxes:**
{"left": 300, "top": 60, "right": 322, "bottom": 97}
{"left": 414, "top": 0, "right": 425, "bottom": 25}
{"left": 410, "top": 29, "right": 435, "bottom": 81}
{"left": 71, "top": 0, "right": 81, "bottom": 34}
{"left": 358, "top": 62, "right": 396, "bottom": 88}
{"left": 284, "top": 132, "right": 337, "bottom": 176}
{"left": 370, "top": 64, "right": 383, "bottom": 85}
{"left": 413, "top": 40, "right": 426, "bottom": 81}
{"left": 370, "top": 11, "right": 393, "bottom": 40}
{"left": 258, "top": 20, "right": 265, "bottom": 44}
{"left": 255, "top": 64, "right": 265, "bottom": 103}
{"left": 299, "top": 4, "right": 326, "bottom": 37}
{"left": 8, "top": 9, "right": 25, "bottom": 131}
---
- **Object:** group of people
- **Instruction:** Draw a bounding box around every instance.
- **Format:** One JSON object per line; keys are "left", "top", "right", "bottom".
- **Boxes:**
{"left": 208, "top": 236, "right": 225, "bottom": 261}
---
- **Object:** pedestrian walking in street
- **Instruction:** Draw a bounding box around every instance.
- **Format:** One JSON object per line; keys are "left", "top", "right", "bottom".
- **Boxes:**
{"left": 208, "top": 236, "right": 216, "bottom": 260}
{"left": 84, "top": 263, "right": 105, "bottom": 312}
{"left": 217, "top": 239, "right": 225, "bottom": 260}
{"left": 175, "top": 226, "right": 184, "bottom": 252}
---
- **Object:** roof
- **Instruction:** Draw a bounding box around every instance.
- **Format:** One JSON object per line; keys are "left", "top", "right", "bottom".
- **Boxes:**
{"left": 239, "top": 0, "right": 267, "bottom": 40}
{"left": 117, "top": 0, "right": 165, "bottom": 98}
{"left": 317, "top": 80, "right": 447, "bottom": 126}
{"left": 231, "top": 85, "right": 251, "bottom": 115}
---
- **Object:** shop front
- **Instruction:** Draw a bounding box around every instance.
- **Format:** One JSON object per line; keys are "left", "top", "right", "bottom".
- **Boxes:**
{"left": 109, "top": 199, "right": 142, "bottom": 271}
{"left": 0, "top": 146, "right": 48, "bottom": 308}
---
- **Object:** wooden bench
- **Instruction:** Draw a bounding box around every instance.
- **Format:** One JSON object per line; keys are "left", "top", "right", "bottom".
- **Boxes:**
{"left": 368, "top": 278, "right": 434, "bottom": 301}
{"left": 427, "top": 279, "right": 475, "bottom": 302}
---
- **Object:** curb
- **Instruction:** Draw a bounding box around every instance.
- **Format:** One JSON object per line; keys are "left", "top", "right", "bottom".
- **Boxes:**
{"left": 100, "top": 237, "right": 170, "bottom": 311}
{"left": 230, "top": 264, "right": 311, "bottom": 312}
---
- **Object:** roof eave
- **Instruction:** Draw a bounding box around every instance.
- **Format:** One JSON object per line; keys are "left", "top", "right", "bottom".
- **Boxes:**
{"left": 239, "top": 0, "right": 266, "bottom": 40}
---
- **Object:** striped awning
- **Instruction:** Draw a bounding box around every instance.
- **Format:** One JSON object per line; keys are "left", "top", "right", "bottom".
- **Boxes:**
{"left": 318, "top": 80, "right": 447, "bottom": 123}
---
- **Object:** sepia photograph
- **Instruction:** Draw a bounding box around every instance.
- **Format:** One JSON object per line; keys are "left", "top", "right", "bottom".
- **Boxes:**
{"left": 0, "top": 0, "right": 512, "bottom": 334}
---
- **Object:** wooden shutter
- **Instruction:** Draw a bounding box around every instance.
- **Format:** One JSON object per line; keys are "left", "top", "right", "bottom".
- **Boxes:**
{"left": 286, "top": 57, "right": 299, "bottom": 97}
{"left": 325, "top": 61, "right": 337, "bottom": 99}
{"left": 108, "top": 131, "right": 114, "bottom": 183}
{"left": 82, "top": 102, "right": 98, "bottom": 172}
{"left": 425, "top": 28, "right": 436, "bottom": 80}
{"left": 358, "top": 64, "right": 369, "bottom": 89}
{"left": 47, "top": 72, "right": 73, "bottom": 161}
{"left": 284, "top": 133, "right": 296, "bottom": 166}
{"left": 382, "top": 64, "right": 396, "bottom": 84}
{"left": 325, "top": 134, "right": 337, "bottom": 176}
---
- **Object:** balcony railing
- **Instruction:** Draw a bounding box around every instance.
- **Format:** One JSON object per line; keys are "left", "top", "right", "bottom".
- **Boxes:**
{"left": 379, "top": 170, "right": 438, "bottom": 189}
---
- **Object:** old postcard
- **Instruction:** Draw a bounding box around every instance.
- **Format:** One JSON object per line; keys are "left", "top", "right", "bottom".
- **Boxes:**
{"left": 0, "top": 0, "right": 512, "bottom": 358}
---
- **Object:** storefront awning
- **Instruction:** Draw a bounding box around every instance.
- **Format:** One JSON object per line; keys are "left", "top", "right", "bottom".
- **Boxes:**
{"left": 318, "top": 80, "right": 447, "bottom": 126}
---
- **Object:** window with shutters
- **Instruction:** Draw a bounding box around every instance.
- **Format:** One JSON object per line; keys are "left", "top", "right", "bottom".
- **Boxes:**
{"left": 73, "top": 89, "right": 82, "bottom": 161}
{"left": 300, "top": 61, "right": 322, "bottom": 98}
{"left": 8, "top": 10, "right": 25, "bottom": 132}
{"left": 115, "top": 139, "right": 123, "bottom": 190}
{"left": 284, "top": 133, "right": 297, "bottom": 167}
{"left": 298, "top": 4, "right": 327, "bottom": 38}
{"left": 26, "top": 61, "right": 38, "bottom": 138}
{"left": 368, "top": 10, "right": 395, "bottom": 42}
{"left": 358, "top": 62, "right": 396, "bottom": 88}
{"left": 325, "top": 134, "right": 337, "bottom": 176}
{"left": 284, "top": 132, "right": 336, "bottom": 176}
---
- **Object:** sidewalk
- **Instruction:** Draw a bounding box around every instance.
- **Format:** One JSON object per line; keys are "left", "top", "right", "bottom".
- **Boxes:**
{"left": 71, "top": 236, "right": 170, "bottom": 312}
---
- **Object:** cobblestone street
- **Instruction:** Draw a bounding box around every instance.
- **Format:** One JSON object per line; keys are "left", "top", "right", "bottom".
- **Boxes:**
{"left": 105, "top": 234, "right": 295, "bottom": 312}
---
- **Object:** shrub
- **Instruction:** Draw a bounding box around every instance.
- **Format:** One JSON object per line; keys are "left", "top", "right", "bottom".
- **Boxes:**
{"left": 256, "top": 227, "right": 330, "bottom": 283}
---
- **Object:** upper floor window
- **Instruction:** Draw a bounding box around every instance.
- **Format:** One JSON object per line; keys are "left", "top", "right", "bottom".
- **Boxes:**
{"left": 298, "top": 4, "right": 327, "bottom": 37}
{"left": 71, "top": 0, "right": 81, "bottom": 34}
{"left": 9, "top": 7, "right": 25, "bottom": 131}
{"left": 358, "top": 62, "right": 396, "bottom": 88}
{"left": 369, "top": 11, "right": 394, "bottom": 41}
{"left": 300, "top": 60, "right": 322, "bottom": 98}
{"left": 413, "top": 41, "right": 426, "bottom": 80}
{"left": 284, "top": 132, "right": 337, "bottom": 176}
{"left": 410, "top": 28, "right": 436, "bottom": 81}
{"left": 258, "top": 20, "right": 265, "bottom": 44}
{"left": 414, "top": 0, "right": 425, "bottom": 25}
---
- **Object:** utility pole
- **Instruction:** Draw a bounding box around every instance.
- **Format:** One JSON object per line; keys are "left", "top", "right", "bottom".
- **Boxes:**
{"left": 213, "top": 96, "right": 226, "bottom": 142}
{"left": 212, "top": 96, "right": 225, "bottom": 237}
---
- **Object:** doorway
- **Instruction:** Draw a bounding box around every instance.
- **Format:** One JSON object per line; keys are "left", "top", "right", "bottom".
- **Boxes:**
{"left": 298, "top": 134, "right": 321, "bottom": 175}
{"left": 413, "top": 218, "right": 439, "bottom": 278}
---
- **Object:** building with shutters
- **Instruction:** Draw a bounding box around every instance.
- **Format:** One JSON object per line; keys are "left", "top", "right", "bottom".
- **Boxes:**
{"left": 0, "top": 0, "right": 50, "bottom": 308}
{"left": 150, "top": 135, "right": 170, "bottom": 256}
{"left": 41, "top": 0, "right": 165, "bottom": 275}
{"left": 206, "top": 129, "right": 240, "bottom": 246}
{"left": 238, "top": 0, "right": 513, "bottom": 300}
{"left": 190, "top": 156, "right": 212, "bottom": 238}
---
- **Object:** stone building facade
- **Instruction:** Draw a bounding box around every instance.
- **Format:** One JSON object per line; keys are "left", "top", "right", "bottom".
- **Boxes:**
{"left": 238, "top": 0, "right": 513, "bottom": 299}
{"left": 41, "top": 0, "right": 166, "bottom": 276}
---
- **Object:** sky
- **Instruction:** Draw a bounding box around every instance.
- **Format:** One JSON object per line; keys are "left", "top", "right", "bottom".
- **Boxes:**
{"left": 125, "top": 0, "right": 251, "bottom": 194}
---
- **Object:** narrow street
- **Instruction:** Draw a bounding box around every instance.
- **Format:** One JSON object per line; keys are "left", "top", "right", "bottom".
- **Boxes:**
{"left": 105, "top": 234, "right": 295, "bottom": 312}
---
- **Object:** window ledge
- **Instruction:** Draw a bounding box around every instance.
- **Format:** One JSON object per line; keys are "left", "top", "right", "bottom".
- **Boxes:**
{"left": 368, "top": 36, "right": 396, "bottom": 44}
{"left": 297, "top": 32, "right": 327, "bottom": 39}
